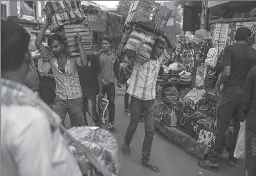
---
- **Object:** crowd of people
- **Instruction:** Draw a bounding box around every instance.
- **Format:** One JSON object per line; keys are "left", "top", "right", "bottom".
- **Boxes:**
{"left": 1, "top": 16, "right": 256, "bottom": 176}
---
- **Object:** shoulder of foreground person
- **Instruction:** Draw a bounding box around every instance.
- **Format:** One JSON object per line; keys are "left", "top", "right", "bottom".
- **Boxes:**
{"left": 2, "top": 105, "right": 52, "bottom": 141}
{"left": 1, "top": 105, "right": 54, "bottom": 176}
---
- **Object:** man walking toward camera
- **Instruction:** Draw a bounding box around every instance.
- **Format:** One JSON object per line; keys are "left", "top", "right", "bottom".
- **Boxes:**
{"left": 121, "top": 35, "right": 174, "bottom": 172}
{"left": 36, "top": 19, "right": 87, "bottom": 127}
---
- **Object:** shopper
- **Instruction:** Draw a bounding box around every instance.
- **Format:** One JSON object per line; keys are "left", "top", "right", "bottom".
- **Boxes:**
{"left": 36, "top": 18, "right": 87, "bottom": 127}
{"left": 198, "top": 27, "right": 256, "bottom": 171}
{"left": 78, "top": 54, "right": 103, "bottom": 127}
{"left": 243, "top": 66, "right": 256, "bottom": 176}
{"left": 96, "top": 36, "right": 121, "bottom": 131}
{"left": 1, "top": 18, "right": 82, "bottom": 176}
{"left": 121, "top": 35, "right": 174, "bottom": 172}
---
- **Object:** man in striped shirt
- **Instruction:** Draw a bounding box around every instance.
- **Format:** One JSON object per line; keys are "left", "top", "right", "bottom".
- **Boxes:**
{"left": 36, "top": 18, "right": 87, "bottom": 127}
{"left": 121, "top": 36, "right": 174, "bottom": 172}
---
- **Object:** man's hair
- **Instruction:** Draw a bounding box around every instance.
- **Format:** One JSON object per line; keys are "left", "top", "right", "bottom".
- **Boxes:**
{"left": 1, "top": 19, "right": 31, "bottom": 72}
{"left": 102, "top": 35, "right": 113, "bottom": 44}
{"left": 47, "top": 33, "right": 63, "bottom": 47}
{"left": 235, "top": 27, "right": 252, "bottom": 41}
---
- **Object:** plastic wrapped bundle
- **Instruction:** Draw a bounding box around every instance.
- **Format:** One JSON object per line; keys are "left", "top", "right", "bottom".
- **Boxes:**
{"left": 123, "top": 27, "right": 157, "bottom": 64}
{"left": 125, "top": 0, "right": 160, "bottom": 27}
{"left": 67, "top": 126, "right": 120, "bottom": 176}
{"left": 57, "top": 24, "right": 93, "bottom": 56}
{"left": 125, "top": 0, "right": 172, "bottom": 33}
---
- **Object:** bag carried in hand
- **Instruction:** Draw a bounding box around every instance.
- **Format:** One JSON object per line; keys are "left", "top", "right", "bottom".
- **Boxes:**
{"left": 234, "top": 121, "right": 246, "bottom": 159}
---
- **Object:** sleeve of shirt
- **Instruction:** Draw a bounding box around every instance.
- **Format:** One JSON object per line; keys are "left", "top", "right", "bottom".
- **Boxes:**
{"left": 223, "top": 47, "right": 231, "bottom": 67}
{"left": 38, "top": 44, "right": 52, "bottom": 61}
{"left": 12, "top": 107, "right": 53, "bottom": 176}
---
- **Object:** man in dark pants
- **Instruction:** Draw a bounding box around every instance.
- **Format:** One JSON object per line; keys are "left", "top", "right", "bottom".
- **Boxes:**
{"left": 124, "top": 82, "right": 130, "bottom": 112}
{"left": 78, "top": 55, "right": 102, "bottom": 126}
{"left": 121, "top": 35, "right": 174, "bottom": 172}
{"left": 198, "top": 27, "right": 256, "bottom": 171}
{"left": 96, "top": 36, "right": 120, "bottom": 130}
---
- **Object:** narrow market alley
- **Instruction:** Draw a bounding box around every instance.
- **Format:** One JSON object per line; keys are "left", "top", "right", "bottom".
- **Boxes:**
{"left": 64, "top": 87, "right": 244, "bottom": 176}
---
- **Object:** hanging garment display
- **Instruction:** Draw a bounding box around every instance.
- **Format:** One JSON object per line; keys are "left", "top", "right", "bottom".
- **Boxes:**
{"left": 57, "top": 24, "right": 93, "bottom": 56}
{"left": 183, "top": 88, "right": 206, "bottom": 110}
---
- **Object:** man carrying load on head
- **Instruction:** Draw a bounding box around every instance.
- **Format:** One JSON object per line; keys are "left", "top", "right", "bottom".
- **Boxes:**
{"left": 121, "top": 34, "right": 175, "bottom": 172}
{"left": 36, "top": 18, "right": 88, "bottom": 127}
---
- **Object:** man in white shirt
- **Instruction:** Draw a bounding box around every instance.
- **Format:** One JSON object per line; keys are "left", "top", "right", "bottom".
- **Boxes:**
{"left": 1, "top": 18, "right": 82, "bottom": 176}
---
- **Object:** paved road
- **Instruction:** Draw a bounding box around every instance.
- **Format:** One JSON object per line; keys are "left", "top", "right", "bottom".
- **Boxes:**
{"left": 65, "top": 88, "right": 244, "bottom": 176}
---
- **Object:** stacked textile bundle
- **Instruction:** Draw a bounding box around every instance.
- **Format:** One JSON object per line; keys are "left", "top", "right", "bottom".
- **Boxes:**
{"left": 44, "top": 1, "right": 85, "bottom": 32}
{"left": 44, "top": 1, "right": 94, "bottom": 56}
{"left": 124, "top": 0, "right": 172, "bottom": 33}
{"left": 57, "top": 24, "right": 93, "bottom": 56}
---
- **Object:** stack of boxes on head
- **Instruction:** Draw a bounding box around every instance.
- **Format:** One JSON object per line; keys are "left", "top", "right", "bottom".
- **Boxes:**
{"left": 43, "top": 1, "right": 93, "bottom": 56}
{"left": 119, "top": 0, "right": 173, "bottom": 65}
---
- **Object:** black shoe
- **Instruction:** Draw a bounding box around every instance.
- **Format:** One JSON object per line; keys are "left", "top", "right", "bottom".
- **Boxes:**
{"left": 121, "top": 144, "right": 131, "bottom": 155}
{"left": 141, "top": 159, "right": 160, "bottom": 172}
{"left": 228, "top": 155, "right": 236, "bottom": 167}
{"left": 108, "top": 122, "right": 115, "bottom": 131}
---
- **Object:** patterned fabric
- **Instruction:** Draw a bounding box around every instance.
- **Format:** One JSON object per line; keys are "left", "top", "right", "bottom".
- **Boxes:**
{"left": 127, "top": 55, "right": 165, "bottom": 100}
{"left": 67, "top": 126, "right": 120, "bottom": 176}
{"left": 1, "top": 78, "right": 82, "bottom": 176}
{"left": 38, "top": 44, "right": 82, "bottom": 100}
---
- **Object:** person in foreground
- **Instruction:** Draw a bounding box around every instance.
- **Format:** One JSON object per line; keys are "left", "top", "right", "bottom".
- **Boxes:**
{"left": 242, "top": 66, "right": 256, "bottom": 176}
{"left": 198, "top": 27, "right": 256, "bottom": 171}
{"left": 121, "top": 35, "right": 174, "bottom": 172}
{"left": 1, "top": 18, "right": 82, "bottom": 176}
{"left": 36, "top": 18, "right": 87, "bottom": 127}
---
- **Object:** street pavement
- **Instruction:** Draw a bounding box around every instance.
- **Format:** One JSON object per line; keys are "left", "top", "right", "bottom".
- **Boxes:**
{"left": 65, "top": 87, "right": 244, "bottom": 176}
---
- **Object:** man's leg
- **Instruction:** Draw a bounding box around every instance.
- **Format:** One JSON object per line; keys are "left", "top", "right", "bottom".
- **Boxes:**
{"left": 124, "top": 83, "right": 130, "bottom": 112}
{"left": 141, "top": 99, "right": 159, "bottom": 172}
{"left": 53, "top": 96, "right": 68, "bottom": 126}
{"left": 83, "top": 97, "right": 88, "bottom": 126}
{"left": 67, "top": 97, "right": 85, "bottom": 127}
{"left": 122, "top": 96, "right": 142, "bottom": 155}
{"left": 87, "top": 94, "right": 101, "bottom": 126}
{"left": 198, "top": 93, "right": 237, "bottom": 170}
{"left": 105, "top": 83, "right": 116, "bottom": 130}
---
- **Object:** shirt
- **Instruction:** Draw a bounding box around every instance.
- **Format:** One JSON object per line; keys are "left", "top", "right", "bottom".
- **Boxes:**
{"left": 127, "top": 55, "right": 165, "bottom": 100}
{"left": 38, "top": 44, "right": 82, "bottom": 100}
{"left": 99, "top": 52, "right": 118, "bottom": 86}
{"left": 78, "top": 55, "right": 100, "bottom": 97}
{"left": 222, "top": 43, "right": 256, "bottom": 94}
{"left": 1, "top": 78, "right": 82, "bottom": 176}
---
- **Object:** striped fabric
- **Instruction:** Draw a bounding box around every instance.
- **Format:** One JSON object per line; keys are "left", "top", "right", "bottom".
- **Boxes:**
{"left": 127, "top": 55, "right": 165, "bottom": 100}
{"left": 39, "top": 44, "right": 82, "bottom": 100}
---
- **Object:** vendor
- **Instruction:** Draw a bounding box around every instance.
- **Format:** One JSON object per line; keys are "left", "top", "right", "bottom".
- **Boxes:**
{"left": 198, "top": 27, "right": 256, "bottom": 172}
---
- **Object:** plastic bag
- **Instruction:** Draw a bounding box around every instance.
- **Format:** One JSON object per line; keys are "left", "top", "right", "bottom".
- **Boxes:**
{"left": 234, "top": 121, "right": 246, "bottom": 159}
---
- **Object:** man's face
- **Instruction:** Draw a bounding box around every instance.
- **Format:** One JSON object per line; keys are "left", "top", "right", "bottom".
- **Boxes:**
{"left": 102, "top": 40, "right": 111, "bottom": 51}
{"left": 50, "top": 40, "right": 63, "bottom": 56}
{"left": 153, "top": 41, "right": 165, "bottom": 58}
